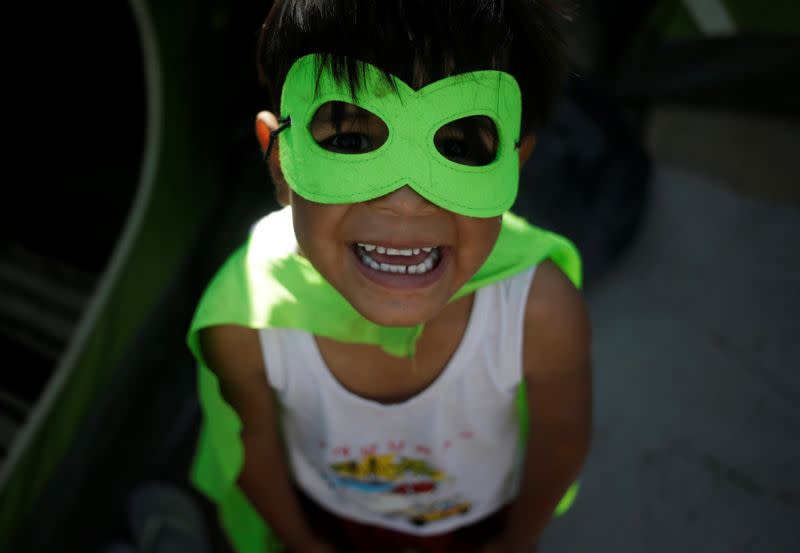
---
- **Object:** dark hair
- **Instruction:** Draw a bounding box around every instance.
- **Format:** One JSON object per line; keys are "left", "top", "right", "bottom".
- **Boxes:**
{"left": 257, "top": 0, "right": 568, "bottom": 134}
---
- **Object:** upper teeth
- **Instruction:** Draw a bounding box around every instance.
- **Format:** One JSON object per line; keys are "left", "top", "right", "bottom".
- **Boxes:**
{"left": 356, "top": 243, "right": 441, "bottom": 274}
{"left": 357, "top": 243, "right": 435, "bottom": 256}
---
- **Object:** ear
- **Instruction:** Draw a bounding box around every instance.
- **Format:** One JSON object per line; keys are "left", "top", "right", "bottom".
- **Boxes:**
{"left": 255, "top": 111, "right": 291, "bottom": 207}
{"left": 517, "top": 133, "right": 537, "bottom": 168}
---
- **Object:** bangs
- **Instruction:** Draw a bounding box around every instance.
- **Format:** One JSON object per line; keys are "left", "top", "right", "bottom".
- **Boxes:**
{"left": 258, "top": 0, "right": 567, "bottom": 130}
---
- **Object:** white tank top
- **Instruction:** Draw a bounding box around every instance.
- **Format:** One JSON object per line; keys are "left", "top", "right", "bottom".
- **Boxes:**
{"left": 257, "top": 267, "right": 537, "bottom": 536}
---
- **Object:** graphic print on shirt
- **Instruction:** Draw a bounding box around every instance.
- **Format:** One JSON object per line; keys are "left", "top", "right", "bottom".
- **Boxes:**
{"left": 324, "top": 444, "right": 473, "bottom": 527}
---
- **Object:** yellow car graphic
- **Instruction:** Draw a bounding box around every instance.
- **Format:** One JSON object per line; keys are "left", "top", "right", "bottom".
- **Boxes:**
{"left": 409, "top": 501, "right": 471, "bottom": 526}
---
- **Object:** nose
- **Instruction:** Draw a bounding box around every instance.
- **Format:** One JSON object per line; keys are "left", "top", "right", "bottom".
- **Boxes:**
{"left": 366, "top": 185, "right": 438, "bottom": 216}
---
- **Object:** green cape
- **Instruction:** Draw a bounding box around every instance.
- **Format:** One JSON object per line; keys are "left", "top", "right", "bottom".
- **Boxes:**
{"left": 187, "top": 207, "right": 582, "bottom": 553}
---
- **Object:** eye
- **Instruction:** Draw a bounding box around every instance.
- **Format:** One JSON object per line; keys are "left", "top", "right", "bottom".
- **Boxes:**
{"left": 310, "top": 101, "right": 388, "bottom": 154}
{"left": 438, "top": 137, "right": 467, "bottom": 160}
{"left": 434, "top": 115, "right": 498, "bottom": 166}
{"left": 323, "top": 132, "right": 372, "bottom": 153}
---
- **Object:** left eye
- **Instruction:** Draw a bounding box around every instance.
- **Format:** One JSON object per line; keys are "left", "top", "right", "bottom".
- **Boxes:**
{"left": 434, "top": 115, "right": 498, "bottom": 166}
{"left": 439, "top": 139, "right": 468, "bottom": 161}
{"left": 323, "top": 132, "right": 371, "bottom": 153}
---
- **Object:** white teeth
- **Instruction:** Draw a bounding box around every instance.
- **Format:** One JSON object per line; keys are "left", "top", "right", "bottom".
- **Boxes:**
{"left": 386, "top": 247, "right": 414, "bottom": 256}
{"left": 358, "top": 246, "right": 441, "bottom": 275}
{"left": 357, "top": 243, "right": 438, "bottom": 257}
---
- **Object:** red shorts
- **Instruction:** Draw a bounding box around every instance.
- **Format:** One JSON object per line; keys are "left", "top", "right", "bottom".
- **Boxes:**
{"left": 297, "top": 489, "right": 519, "bottom": 553}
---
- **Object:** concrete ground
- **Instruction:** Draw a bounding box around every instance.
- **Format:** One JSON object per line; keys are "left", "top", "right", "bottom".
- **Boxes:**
{"left": 538, "top": 108, "right": 800, "bottom": 552}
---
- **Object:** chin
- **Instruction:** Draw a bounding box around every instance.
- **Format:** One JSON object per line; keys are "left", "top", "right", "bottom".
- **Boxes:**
{"left": 353, "top": 301, "right": 435, "bottom": 328}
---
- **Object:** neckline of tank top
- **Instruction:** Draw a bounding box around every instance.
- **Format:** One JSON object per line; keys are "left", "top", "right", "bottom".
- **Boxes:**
{"left": 302, "top": 285, "right": 491, "bottom": 410}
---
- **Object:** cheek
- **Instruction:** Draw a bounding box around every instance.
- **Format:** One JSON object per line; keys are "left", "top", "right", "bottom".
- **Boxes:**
{"left": 290, "top": 207, "right": 316, "bottom": 251}
{"left": 463, "top": 217, "right": 502, "bottom": 258}
{"left": 484, "top": 216, "right": 503, "bottom": 244}
{"left": 290, "top": 200, "right": 349, "bottom": 262}
{"left": 449, "top": 216, "right": 502, "bottom": 284}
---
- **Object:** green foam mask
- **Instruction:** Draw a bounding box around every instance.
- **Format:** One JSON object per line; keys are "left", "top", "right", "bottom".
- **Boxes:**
{"left": 278, "top": 54, "right": 523, "bottom": 218}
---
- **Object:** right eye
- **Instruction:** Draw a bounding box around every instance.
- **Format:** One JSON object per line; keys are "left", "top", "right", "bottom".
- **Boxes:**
{"left": 321, "top": 132, "right": 372, "bottom": 153}
{"left": 310, "top": 101, "right": 389, "bottom": 154}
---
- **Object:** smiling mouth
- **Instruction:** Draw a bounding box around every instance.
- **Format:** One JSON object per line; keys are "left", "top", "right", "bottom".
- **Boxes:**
{"left": 353, "top": 243, "right": 443, "bottom": 275}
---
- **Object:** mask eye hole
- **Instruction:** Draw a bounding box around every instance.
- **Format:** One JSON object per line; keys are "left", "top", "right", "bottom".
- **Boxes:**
{"left": 309, "top": 101, "right": 389, "bottom": 154}
{"left": 434, "top": 115, "right": 498, "bottom": 167}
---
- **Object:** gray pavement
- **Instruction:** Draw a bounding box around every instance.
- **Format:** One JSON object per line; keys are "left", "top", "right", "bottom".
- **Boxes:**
{"left": 539, "top": 166, "right": 800, "bottom": 552}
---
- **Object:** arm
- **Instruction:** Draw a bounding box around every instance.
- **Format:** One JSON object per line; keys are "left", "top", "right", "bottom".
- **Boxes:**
{"left": 199, "top": 325, "right": 336, "bottom": 553}
{"left": 483, "top": 261, "right": 593, "bottom": 552}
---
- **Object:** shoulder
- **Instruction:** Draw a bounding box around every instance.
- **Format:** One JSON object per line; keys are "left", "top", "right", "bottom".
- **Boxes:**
{"left": 199, "top": 324, "right": 264, "bottom": 376}
{"left": 198, "top": 325, "right": 273, "bottom": 424}
{"left": 522, "top": 260, "right": 591, "bottom": 381}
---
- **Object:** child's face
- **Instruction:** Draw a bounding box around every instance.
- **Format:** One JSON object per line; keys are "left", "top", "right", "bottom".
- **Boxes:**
{"left": 288, "top": 180, "right": 502, "bottom": 327}
{"left": 256, "top": 66, "right": 534, "bottom": 326}
{"left": 258, "top": 112, "right": 504, "bottom": 327}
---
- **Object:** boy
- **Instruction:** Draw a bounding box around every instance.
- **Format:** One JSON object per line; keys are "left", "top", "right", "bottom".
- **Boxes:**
{"left": 189, "top": 1, "right": 591, "bottom": 552}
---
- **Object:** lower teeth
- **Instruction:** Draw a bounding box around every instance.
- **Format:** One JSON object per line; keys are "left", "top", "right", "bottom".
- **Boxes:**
{"left": 358, "top": 247, "right": 440, "bottom": 275}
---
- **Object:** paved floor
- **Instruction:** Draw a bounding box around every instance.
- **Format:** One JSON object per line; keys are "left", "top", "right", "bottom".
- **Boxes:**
{"left": 539, "top": 164, "right": 800, "bottom": 552}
